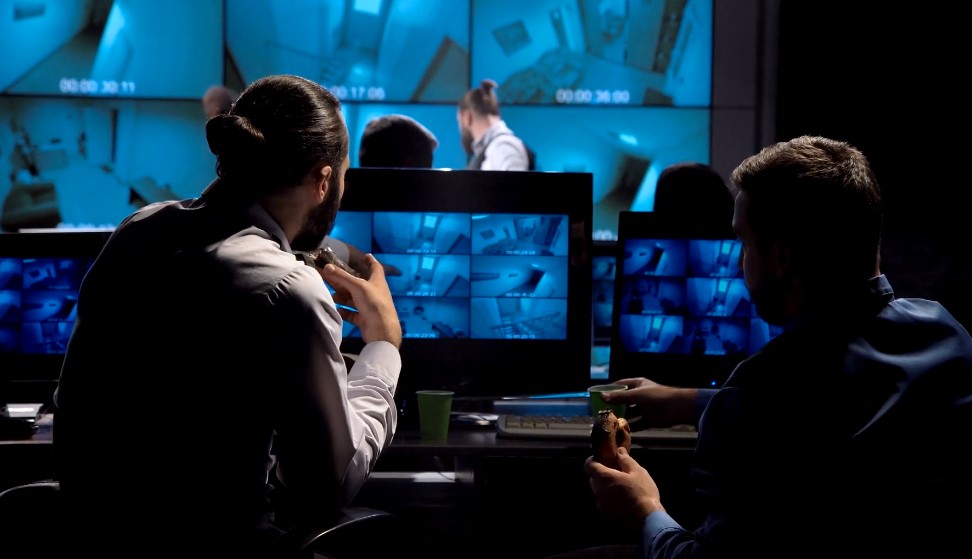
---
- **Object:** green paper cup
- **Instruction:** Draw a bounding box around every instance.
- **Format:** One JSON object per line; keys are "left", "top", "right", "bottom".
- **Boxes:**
{"left": 416, "top": 390, "right": 455, "bottom": 441}
{"left": 588, "top": 384, "right": 628, "bottom": 418}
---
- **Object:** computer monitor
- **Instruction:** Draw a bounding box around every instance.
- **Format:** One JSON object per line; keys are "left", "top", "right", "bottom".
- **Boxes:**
{"left": 0, "top": 230, "right": 111, "bottom": 404}
{"left": 609, "top": 211, "right": 781, "bottom": 388}
{"left": 333, "top": 167, "right": 593, "bottom": 405}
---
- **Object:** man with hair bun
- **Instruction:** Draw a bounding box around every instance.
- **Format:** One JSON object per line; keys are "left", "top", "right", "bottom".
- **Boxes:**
{"left": 458, "top": 78, "right": 532, "bottom": 171}
{"left": 54, "top": 74, "right": 403, "bottom": 557}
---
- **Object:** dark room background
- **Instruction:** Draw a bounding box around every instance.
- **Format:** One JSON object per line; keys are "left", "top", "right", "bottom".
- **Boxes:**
{"left": 775, "top": 1, "right": 969, "bottom": 330}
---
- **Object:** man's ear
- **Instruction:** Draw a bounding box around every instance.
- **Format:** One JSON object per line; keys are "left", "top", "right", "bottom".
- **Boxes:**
{"left": 314, "top": 162, "right": 332, "bottom": 201}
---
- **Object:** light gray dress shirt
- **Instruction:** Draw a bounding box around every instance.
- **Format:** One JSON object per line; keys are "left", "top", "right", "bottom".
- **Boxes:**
{"left": 53, "top": 194, "right": 400, "bottom": 550}
{"left": 471, "top": 120, "right": 530, "bottom": 171}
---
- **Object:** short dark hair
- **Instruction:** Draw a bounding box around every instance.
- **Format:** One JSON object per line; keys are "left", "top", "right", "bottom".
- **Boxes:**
{"left": 458, "top": 79, "right": 500, "bottom": 117}
{"left": 204, "top": 75, "right": 348, "bottom": 202}
{"left": 654, "top": 162, "right": 733, "bottom": 228}
{"left": 730, "top": 135, "right": 883, "bottom": 282}
{"left": 358, "top": 114, "right": 438, "bottom": 168}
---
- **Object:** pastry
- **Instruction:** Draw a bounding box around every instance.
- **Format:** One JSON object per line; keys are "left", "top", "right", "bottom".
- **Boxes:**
{"left": 591, "top": 409, "right": 631, "bottom": 470}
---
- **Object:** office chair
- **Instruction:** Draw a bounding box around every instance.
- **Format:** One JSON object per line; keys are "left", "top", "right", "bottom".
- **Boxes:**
{"left": 0, "top": 480, "right": 60, "bottom": 559}
{"left": 0, "top": 479, "right": 397, "bottom": 559}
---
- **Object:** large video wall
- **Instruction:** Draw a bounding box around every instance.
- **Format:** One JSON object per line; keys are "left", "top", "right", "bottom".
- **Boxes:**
{"left": 0, "top": 0, "right": 768, "bottom": 240}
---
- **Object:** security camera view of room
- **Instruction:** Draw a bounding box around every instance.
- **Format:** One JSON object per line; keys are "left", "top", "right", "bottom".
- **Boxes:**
{"left": 1, "top": 0, "right": 222, "bottom": 99}
{"left": 379, "top": 254, "right": 471, "bottom": 298}
{"left": 342, "top": 296, "right": 471, "bottom": 340}
{"left": 0, "top": 257, "right": 91, "bottom": 354}
{"left": 688, "top": 239, "right": 742, "bottom": 277}
{"left": 622, "top": 239, "right": 686, "bottom": 276}
{"left": 227, "top": 0, "right": 470, "bottom": 103}
{"left": 0, "top": 96, "right": 213, "bottom": 232}
{"left": 470, "top": 296, "right": 567, "bottom": 339}
{"left": 471, "top": 0, "right": 711, "bottom": 106}
{"left": 471, "top": 255, "right": 568, "bottom": 298}
{"left": 681, "top": 316, "right": 747, "bottom": 356}
{"left": 470, "top": 213, "right": 569, "bottom": 256}
{"left": 372, "top": 212, "right": 471, "bottom": 255}
{"left": 620, "top": 276, "right": 686, "bottom": 316}
{"left": 685, "top": 278, "right": 749, "bottom": 317}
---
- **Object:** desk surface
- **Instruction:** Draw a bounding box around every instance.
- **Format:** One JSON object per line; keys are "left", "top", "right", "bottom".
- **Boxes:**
{"left": 6, "top": 424, "right": 695, "bottom": 451}
{"left": 391, "top": 424, "right": 696, "bottom": 454}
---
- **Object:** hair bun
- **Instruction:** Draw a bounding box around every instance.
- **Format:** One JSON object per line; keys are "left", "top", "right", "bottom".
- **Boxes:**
{"left": 206, "top": 114, "right": 264, "bottom": 157}
{"left": 206, "top": 114, "right": 268, "bottom": 181}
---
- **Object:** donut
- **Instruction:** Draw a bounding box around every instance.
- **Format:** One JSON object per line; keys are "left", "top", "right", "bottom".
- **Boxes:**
{"left": 296, "top": 246, "right": 362, "bottom": 278}
{"left": 591, "top": 409, "right": 632, "bottom": 470}
{"left": 311, "top": 246, "right": 361, "bottom": 278}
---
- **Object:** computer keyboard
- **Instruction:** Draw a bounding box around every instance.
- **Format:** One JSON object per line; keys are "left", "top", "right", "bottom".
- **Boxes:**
{"left": 495, "top": 414, "right": 698, "bottom": 442}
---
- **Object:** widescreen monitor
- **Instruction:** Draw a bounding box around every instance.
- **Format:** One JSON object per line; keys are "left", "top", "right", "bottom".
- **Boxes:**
{"left": 334, "top": 167, "right": 593, "bottom": 404}
{"left": 609, "top": 211, "right": 782, "bottom": 388}
{"left": 0, "top": 230, "right": 111, "bottom": 404}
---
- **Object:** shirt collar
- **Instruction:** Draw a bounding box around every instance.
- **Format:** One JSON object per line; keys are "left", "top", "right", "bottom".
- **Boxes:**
{"left": 246, "top": 204, "right": 291, "bottom": 252}
{"left": 783, "top": 274, "right": 895, "bottom": 332}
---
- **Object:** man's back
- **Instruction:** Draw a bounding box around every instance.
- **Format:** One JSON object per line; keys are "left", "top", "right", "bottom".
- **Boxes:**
{"left": 53, "top": 200, "right": 328, "bottom": 553}
{"left": 691, "top": 278, "right": 972, "bottom": 556}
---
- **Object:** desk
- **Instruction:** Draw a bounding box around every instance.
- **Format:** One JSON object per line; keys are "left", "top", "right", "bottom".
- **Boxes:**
{"left": 358, "top": 426, "right": 698, "bottom": 558}
{"left": 1, "top": 427, "right": 697, "bottom": 559}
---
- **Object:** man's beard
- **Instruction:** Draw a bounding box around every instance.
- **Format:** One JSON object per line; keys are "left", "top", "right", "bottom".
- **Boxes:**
{"left": 291, "top": 180, "right": 341, "bottom": 252}
{"left": 460, "top": 126, "right": 474, "bottom": 157}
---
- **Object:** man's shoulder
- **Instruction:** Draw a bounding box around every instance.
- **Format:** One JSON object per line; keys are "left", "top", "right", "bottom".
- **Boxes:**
{"left": 214, "top": 233, "right": 317, "bottom": 289}
{"left": 887, "top": 296, "right": 959, "bottom": 320}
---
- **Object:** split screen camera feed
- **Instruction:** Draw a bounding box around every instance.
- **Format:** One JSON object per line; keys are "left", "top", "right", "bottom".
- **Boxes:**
{"left": 616, "top": 238, "right": 782, "bottom": 357}
{"left": 0, "top": 256, "right": 91, "bottom": 354}
{"left": 330, "top": 210, "right": 570, "bottom": 341}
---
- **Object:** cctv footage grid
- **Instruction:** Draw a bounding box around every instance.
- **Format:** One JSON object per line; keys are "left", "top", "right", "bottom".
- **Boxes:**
{"left": 330, "top": 210, "right": 571, "bottom": 341}
{"left": 3, "top": 0, "right": 711, "bottom": 108}
{"left": 0, "top": 256, "right": 91, "bottom": 354}
{"left": 617, "top": 238, "right": 781, "bottom": 357}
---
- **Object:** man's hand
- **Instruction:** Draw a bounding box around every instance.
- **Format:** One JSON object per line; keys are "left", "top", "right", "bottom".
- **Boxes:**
{"left": 322, "top": 253, "right": 402, "bottom": 348}
{"left": 601, "top": 377, "right": 701, "bottom": 428}
{"left": 584, "top": 448, "right": 664, "bottom": 533}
